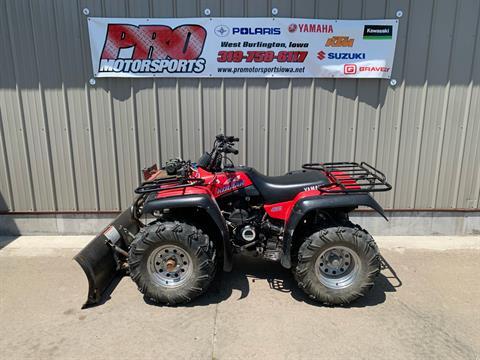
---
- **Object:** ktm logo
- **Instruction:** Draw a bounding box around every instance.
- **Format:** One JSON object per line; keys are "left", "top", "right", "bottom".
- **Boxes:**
{"left": 325, "top": 36, "right": 354, "bottom": 47}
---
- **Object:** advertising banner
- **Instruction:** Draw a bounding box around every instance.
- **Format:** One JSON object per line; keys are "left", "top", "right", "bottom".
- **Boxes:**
{"left": 87, "top": 17, "right": 398, "bottom": 78}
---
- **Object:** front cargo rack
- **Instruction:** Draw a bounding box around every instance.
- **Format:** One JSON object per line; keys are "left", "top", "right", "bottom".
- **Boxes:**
{"left": 302, "top": 162, "right": 392, "bottom": 194}
{"left": 135, "top": 176, "right": 205, "bottom": 195}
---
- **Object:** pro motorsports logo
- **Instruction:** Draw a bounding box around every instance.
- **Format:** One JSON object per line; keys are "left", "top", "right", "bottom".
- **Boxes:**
{"left": 98, "top": 24, "right": 207, "bottom": 74}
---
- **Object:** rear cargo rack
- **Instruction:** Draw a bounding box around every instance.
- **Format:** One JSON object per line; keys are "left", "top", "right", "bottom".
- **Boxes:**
{"left": 302, "top": 162, "right": 392, "bottom": 193}
{"left": 134, "top": 176, "right": 205, "bottom": 194}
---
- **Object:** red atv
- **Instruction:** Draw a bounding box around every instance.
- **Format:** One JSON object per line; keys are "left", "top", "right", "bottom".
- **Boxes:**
{"left": 75, "top": 134, "right": 391, "bottom": 307}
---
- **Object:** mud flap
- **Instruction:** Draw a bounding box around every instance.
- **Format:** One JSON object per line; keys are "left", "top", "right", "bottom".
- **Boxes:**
{"left": 74, "top": 207, "right": 141, "bottom": 308}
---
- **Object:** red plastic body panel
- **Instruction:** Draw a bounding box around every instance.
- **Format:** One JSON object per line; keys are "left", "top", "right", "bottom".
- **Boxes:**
{"left": 155, "top": 186, "right": 212, "bottom": 199}
{"left": 154, "top": 167, "right": 252, "bottom": 200}
{"left": 195, "top": 167, "right": 253, "bottom": 198}
{"left": 264, "top": 170, "right": 360, "bottom": 221}
{"left": 153, "top": 167, "right": 360, "bottom": 223}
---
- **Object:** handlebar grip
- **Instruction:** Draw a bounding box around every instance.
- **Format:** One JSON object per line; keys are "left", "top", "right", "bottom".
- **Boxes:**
{"left": 231, "top": 148, "right": 239, "bottom": 155}
{"left": 225, "top": 135, "right": 239, "bottom": 142}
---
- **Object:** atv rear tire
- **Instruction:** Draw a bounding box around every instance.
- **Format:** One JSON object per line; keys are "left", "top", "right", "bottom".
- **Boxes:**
{"left": 128, "top": 221, "right": 216, "bottom": 305}
{"left": 294, "top": 225, "right": 380, "bottom": 305}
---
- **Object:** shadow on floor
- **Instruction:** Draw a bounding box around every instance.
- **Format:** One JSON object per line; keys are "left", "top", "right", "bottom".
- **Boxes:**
{"left": 0, "top": 236, "right": 18, "bottom": 250}
{"left": 143, "top": 254, "right": 402, "bottom": 309}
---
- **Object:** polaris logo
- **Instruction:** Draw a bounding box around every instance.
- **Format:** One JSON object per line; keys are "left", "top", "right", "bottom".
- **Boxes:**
{"left": 327, "top": 52, "right": 366, "bottom": 60}
{"left": 232, "top": 27, "right": 281, "bottom": 35}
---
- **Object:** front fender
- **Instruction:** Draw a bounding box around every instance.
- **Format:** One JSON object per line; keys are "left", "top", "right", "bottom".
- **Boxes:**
{"left": 143, "top": 194, "right": 233, "bottom": 272}
{"left": 281, "top": 193, "right": 387, "bottom": 269}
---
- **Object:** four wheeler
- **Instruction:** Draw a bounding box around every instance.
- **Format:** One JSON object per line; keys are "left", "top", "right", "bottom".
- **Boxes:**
{"left": 75, "top": 134, "right": 391, "bottom": 307}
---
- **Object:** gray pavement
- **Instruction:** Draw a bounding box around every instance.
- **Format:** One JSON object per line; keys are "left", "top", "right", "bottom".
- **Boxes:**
{"left": 0, "top": 236, "right": 479, "bottom": 360}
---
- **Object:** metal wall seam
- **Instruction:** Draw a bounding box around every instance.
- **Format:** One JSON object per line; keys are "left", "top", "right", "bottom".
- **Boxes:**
{"left": 350, "top": 81, "right": 359, "bottom": 161}
{"left": 306, "top": 79, "right": 315, "bottom": 163}
{"left": 454, "top": 1, "right": 480, "bottom": 208}
{"left": 78, "top": 0, "right": 101, "bottom": 211}
{"left": 221, "top": 79, "right": 226, "bottom": 134}
{"left": 284, "top": 79, "right": 293, "bottom": 173}
{"left": 432, "top": 0, "right": 459, "bottom": 208}
{"left": 328, "top": 87, "right": 337, "bottom": 162}
{"left": 0, "top": 112, "right": 14, "bottom": 210}
{"left": 371, "top": 92, "right": 381, "bottom": 167}
{"left": 409, "top": 0, "right": 435, "bottom": 208}
{"left": 28, "top": 0, "right": 59, "bottom": 211}
{"left": 175, "top": 80, "right": 183, "bottom": 158}
{"left": 198, "top": 81, "right": 205, "bottom": 155}
{"left": 264, "top": 81, "right": 270, "bottom": 174}
{"left": 431, "top": 82, "right": 451, "bottom": 208}
{"left": 410, "top": 81, "right": 428, "bottom": 208}
{"left": 452, "top": 80, "right": 473, "bottom": 207}
{"left": 52, "top": 1, "right": 79, "bottom": 211}
{"left": 153, "top": 81, "right": 162, "bottom": 165}
{"left": 242, "top": 79, "right": 248, "bottom": 165}
{"left": 5, "top": 2, "right": 36, "bottom": 211}
{"left": 476, "top": 158, "right": 480, "bottom": 208}
{"left": 108, "top": 84, "right": 122, "bottom": 210}
{"left": 130, "top": 85, "right": 141, "bottom": 185}
{"left": 390, "top": 0, "right": 413, "bottom": 208}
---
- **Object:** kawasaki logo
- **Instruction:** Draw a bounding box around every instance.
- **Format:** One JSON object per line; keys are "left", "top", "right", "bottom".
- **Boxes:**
{"left": 363, "top": 25, "right": 393, "bottom": 39}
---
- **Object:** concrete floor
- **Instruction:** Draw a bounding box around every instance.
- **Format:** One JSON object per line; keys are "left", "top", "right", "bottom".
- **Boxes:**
{"left": 0, "top": 236, "right": 479, "bottom": 360}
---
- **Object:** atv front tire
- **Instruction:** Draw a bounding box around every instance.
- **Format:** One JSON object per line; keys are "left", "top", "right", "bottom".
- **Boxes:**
{"left": 128, "top": 221, "right": 216, "bottom": 305}
{"left": 294, "top": 225, "right": 380, "bottom": 305}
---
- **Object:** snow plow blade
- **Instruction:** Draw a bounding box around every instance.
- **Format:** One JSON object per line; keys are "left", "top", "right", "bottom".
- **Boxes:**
{"left": 74, "top": 207, "right": 141, "bottom": 308}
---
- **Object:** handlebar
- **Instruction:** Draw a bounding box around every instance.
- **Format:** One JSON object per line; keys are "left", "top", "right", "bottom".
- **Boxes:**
{"left": 225, "top": 146, "right": 239, "bottom": 155}
{"left": 199, "top": 134, "right": 240, "bottom": 172}
{"left": 216, "top": 134, "right": 239, "bottom": 143}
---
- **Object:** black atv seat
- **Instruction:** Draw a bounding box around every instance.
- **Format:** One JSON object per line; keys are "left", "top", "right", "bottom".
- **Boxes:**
{"left": 240, "top": 167, "right": 331, "bottom": 204}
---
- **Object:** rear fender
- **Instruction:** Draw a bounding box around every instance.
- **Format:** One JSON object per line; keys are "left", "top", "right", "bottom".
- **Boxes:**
{"left": 143, "top": 194, "right": 233, "bottom": 272}
{"left": 280, "top": 193, "right": 387, "bottom": 269}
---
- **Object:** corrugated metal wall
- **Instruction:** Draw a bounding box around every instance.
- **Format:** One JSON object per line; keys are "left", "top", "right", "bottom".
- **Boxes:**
{"left": 0, "top": 0, "right": 479, "bottom": 213}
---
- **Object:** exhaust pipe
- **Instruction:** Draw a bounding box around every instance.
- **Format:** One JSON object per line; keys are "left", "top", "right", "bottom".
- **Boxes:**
{"left": 74, "top": 206, "right": 141, "bottom": 308}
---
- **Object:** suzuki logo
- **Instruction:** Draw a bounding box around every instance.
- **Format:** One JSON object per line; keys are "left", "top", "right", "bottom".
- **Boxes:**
{"left": 317, "top": 50, "right": 326, "bottom": 60}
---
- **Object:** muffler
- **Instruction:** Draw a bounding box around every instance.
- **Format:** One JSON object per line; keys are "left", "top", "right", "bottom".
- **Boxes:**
{"left": 74, "top": 206, "right": 141, "bottom": 308}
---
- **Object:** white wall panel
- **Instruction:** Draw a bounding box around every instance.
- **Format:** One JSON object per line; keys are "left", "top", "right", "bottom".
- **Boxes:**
{"left": 0, "top": 0, "right": 479, "bottom": 212}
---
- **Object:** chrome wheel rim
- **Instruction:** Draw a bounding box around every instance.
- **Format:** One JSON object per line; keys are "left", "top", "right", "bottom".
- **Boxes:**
{"left": 147, "top": 245, "right": 193, "bottom": 288}
{"left": 314, "top": 246, "right": 361, "bottom": 289}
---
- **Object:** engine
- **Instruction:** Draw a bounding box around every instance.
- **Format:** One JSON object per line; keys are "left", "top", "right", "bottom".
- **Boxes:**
{"left": 227, "top": 208, "right": 262, "bottom": 245}
{"left": 224, "top": 206, "right": 284, "bottom": 261}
